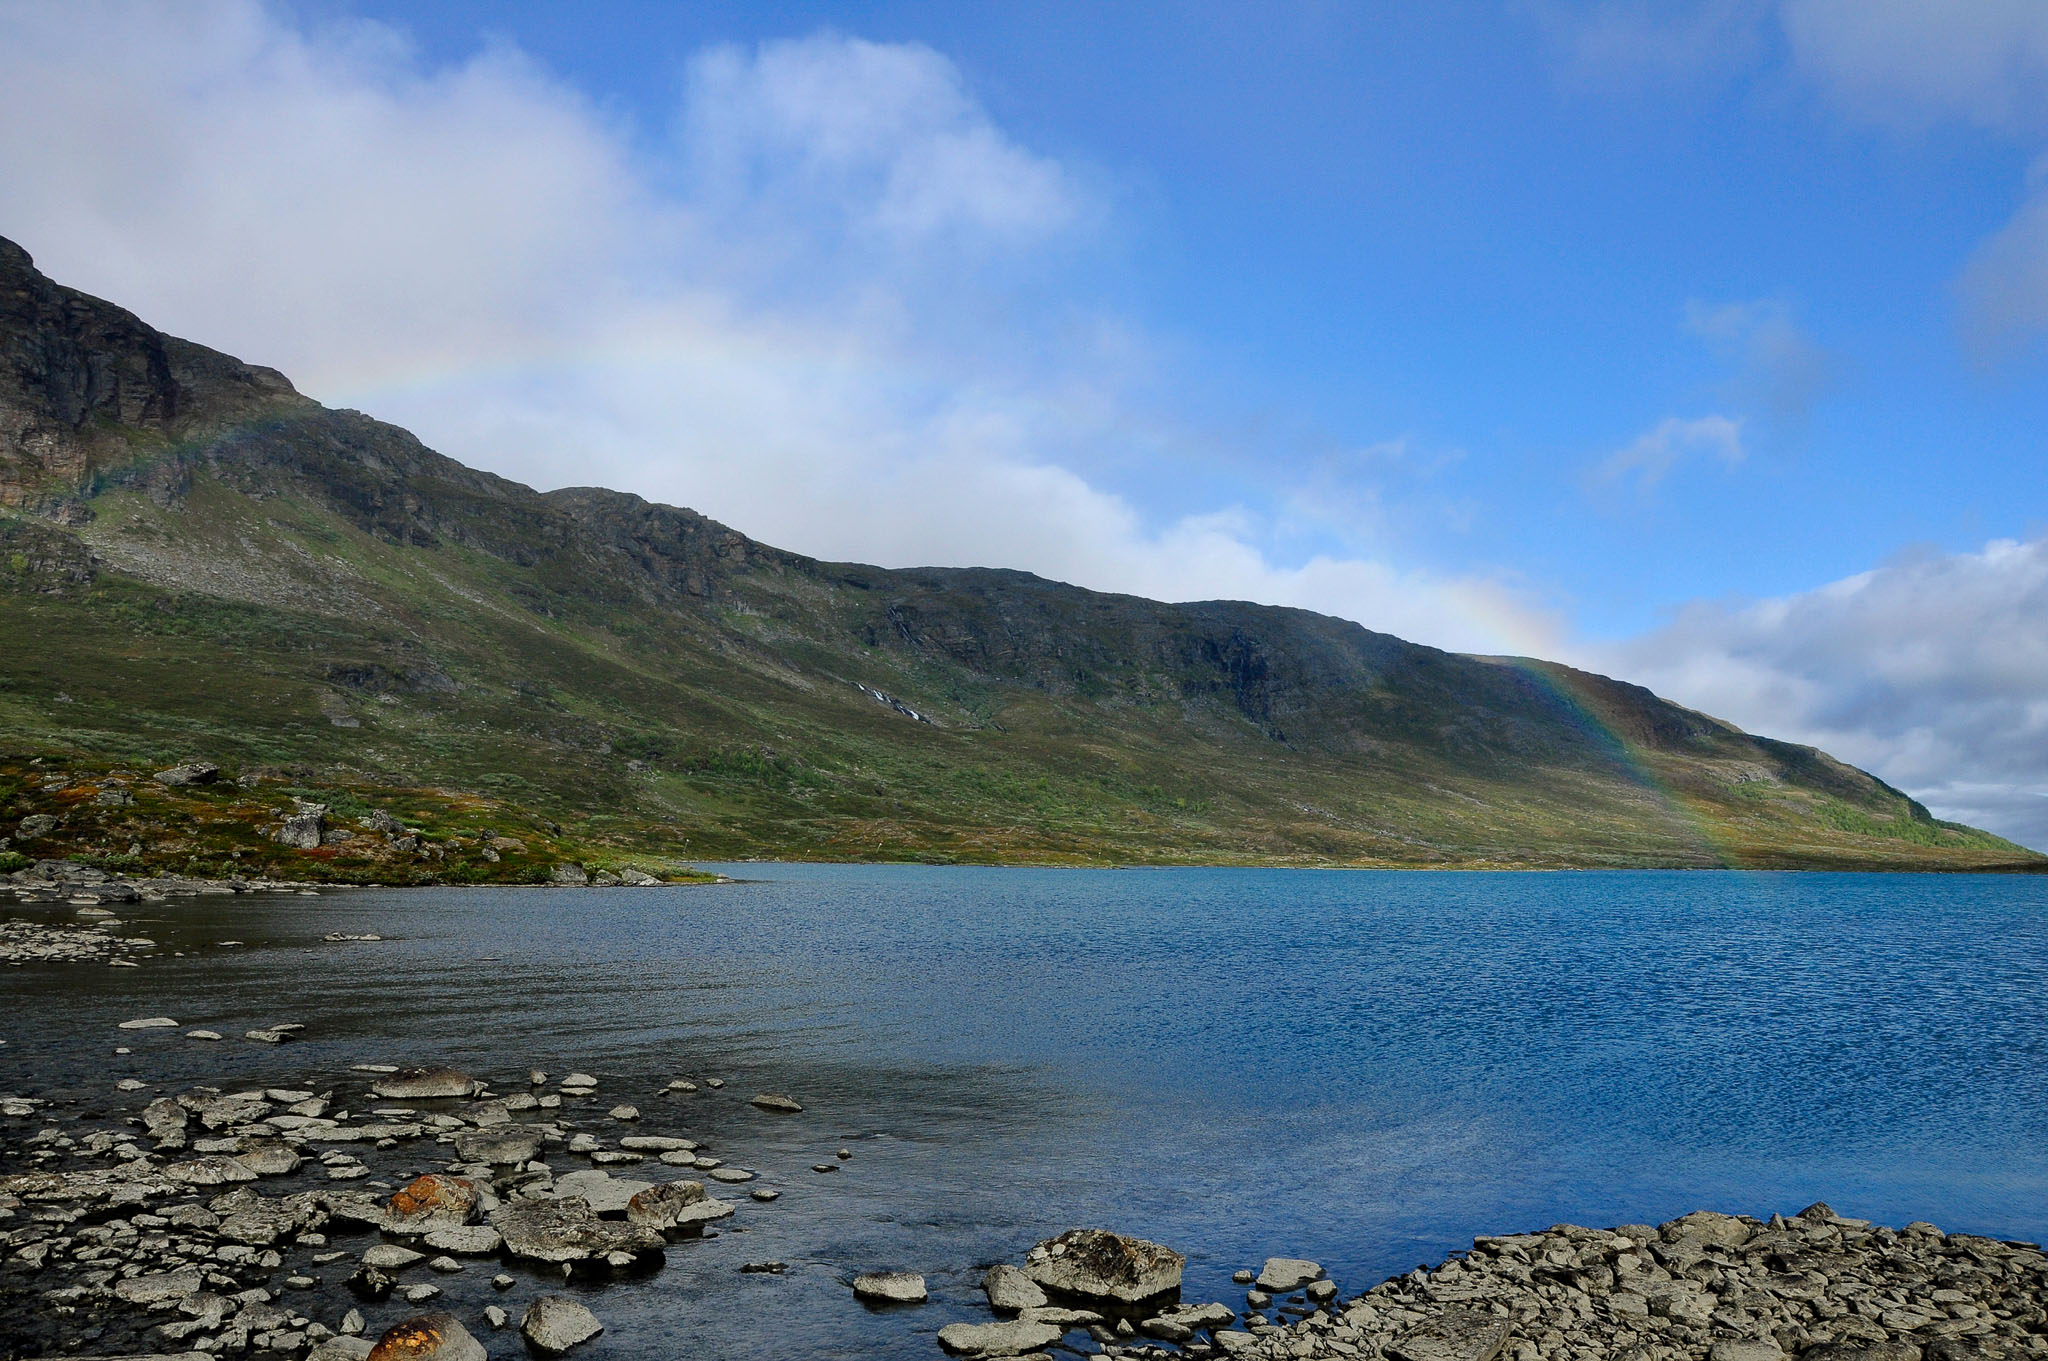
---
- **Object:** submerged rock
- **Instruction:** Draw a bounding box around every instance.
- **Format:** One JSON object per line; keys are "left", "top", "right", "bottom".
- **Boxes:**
{"left": 1024, "top": 1227, "right": 1185, "bottom": 1304}
{"left": 370, "top": 1067, "right": 482, "bottom": 1100}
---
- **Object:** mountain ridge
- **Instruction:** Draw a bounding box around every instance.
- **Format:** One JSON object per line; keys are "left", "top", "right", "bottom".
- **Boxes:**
{"left": 1, "top": 234, "right": 2034, "bottom": 875}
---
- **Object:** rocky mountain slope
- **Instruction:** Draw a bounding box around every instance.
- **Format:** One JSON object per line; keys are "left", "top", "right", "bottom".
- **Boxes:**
{"left": 0, "top": 234, "right": 2034, "bottom": 873}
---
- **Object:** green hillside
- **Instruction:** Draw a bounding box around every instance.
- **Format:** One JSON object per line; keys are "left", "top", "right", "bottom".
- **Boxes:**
{"left": 0, "top": 235, "right": 2035, "bottom": 876}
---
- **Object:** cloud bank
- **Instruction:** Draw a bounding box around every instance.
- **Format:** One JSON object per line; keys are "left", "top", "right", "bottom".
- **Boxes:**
{"left": 1603, "top": 535, "right": 2048, "bottom": 849}
{"left": 0, "top": 0, "right": 1554, "bottom": 658}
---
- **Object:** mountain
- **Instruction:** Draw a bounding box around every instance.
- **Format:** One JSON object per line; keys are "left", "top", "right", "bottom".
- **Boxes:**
{"left": 0, "top": 234, "right": 2035, "bottom": 877}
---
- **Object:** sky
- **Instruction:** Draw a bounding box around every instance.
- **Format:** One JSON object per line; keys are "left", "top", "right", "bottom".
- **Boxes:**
{"left": 2, "top": 0, "right": 2048, "bottom": 845}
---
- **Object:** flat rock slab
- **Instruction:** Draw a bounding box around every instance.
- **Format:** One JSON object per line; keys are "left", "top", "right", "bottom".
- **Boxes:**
{"left": 118, "top": 1017, "right": 179, "bottom": 1029}
{"left": 853, "top": 1271, "right": 928, "bottom": 1304}
{"left": 522, "top": 1295, "right": 603, "bottom": 1354}
{"left": 113, "top": 1267, "right": 204, "bottom": 1304}
{"left": 1256, "top": 1257, "right": 1323, "bottom": 1291}
{"left": 936, "top": 1319, "right": 1066, "bottom": 1357}
{"left": 370, "top": 1068, "right": 481, "bottom": 1100}
{"left": 491, "top": 1196, "right": 664, "bottom": 1265}
{"left": 1388, "top": 1309, "right": 1511, "bottom": 1361}
{"left": 554, "top": 1169, "right": 653, "bottom": 1216}
{"left": 749, "top": 1092, "right": 803, "bottom": 1113}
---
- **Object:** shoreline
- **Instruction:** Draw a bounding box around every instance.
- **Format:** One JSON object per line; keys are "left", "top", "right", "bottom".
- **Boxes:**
{"left": 3, "top": 1045, "right": 2043, "bottom": 1361}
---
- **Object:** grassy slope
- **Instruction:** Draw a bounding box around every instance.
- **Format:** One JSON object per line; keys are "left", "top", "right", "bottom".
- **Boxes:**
{"left": 0, "top": 473, "right": 2033, "bottom": 874}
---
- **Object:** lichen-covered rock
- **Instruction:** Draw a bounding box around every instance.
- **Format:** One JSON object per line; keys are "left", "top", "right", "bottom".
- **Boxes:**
{"left": 1387, "top": 1309, "right": 1510, "bottom": 1361}
{"left": 384, "top": 1174, "right": 479, "bottom": 1231}
{"left": 1024, "top": 1227, "right": 1185, "bottom": 1304}
{"left": 364, "top": 1311, "right": 485, "bottom": 1361}
{"left": 453, "top": 1127, "right": 541, "bottom": 1165}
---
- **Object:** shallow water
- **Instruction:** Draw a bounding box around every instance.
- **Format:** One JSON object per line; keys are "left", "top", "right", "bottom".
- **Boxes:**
{"left": 5, "top": 866, "right": 2047, "bottom": 1358}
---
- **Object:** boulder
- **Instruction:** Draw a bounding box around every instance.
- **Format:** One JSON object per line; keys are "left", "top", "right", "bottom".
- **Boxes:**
{"left": 275, "top": 802, "right": 327, "bottom": 850}
{"left": 16, "top": 813, "right": 57, "bottom": 838}
{"left": 522, "top": 1295, "right": 604, "bottom": 1354}
{"left": 936, "top": 1319, "right": 1065, "bottom": 1357}
{"left": 550, "top": 864, "right": 589, "bottom": 885}
{"left": 153, "top": 763, "right": 219, "bottom": 787}
{"left": 853, "top": 1271, "right": 929, "bottom": 1304}
{"left": 749, "top": 1092, "right": 803, "bottom": 1114}
{"left": 1709, "top": 1342, "right": 1786, "bottom": 1361}
{"left": 491, "top": 1196, "right": 665, "bottom": 1266}
{"left": 384, "top": 1174, "right": 480, "bottom": 1231}
{"left": 984, "top": 1263, "right": 1048, "bottom": 1312}
{"left": 370, "top": 1067, "right": 481, "bottom": 1100}
{"left": 118, "top": 1016, "right": 180, "bottom": 1029}
{"left": 1024, "top": 1228, "right": 1185, "bottom": 1304}
{"left": 1256, "top": 1257, "right": 1323, "bottom": 1291}
{"left": 1387, "top": 1309, "right": 1511, "bottom": 1361}
{"left": 364, "top": 1311, "right": 486, "bottom": 1361}
{"left": 618, "top": 867, "right": 661, "bottom": 885}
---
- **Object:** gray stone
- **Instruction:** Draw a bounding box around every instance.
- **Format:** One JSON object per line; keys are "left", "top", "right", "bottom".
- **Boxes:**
{"left": 853, "top": 1271, "right": 929, "bottom": 1303}
{"left": 370, "top": 1067, "right": 481, "bottom": 1100}
{"left": 522, "top": 1294, "right": 603, "bottom": 1354}
{"left": 453, "top": 1128, "right": 541, "bottom": 1165}
{"left": 985, "top": 1263, "right": 1049, "bottom": 1312}
{"left": 749, "top": 1092, "right": 803, "bottom": 1113}
{"left": 114, "top": 1266, "right": 204, "bottom": 1304}
{"left": 1387, "top": 1309, "right": 1511, "bottom": 1361}
{"left": 307, "top": 1339, "right": 375, "bottom": 1361}
{"left": 275, "top": 802, "right": 327, "bottom": 850}
{"left": 936, "top": 1319, "right": 1066, "bottom": 1357}
{"left": 550, "top": 863, "right": 589, "bottom": 885}
{"left": 1256, "top": 1257, "right": 1323, "bottom": 1291}
{"left": 491, "top": 1196, "right": 665, "bottom": 1265}
{"left": 154, "top": 763, "right": 220, "bottom": 786}
{"left": 1709, "top": 1342, "right": 1786, "bottom": 1361}
{"left": 1024, "top": 1228, "right": 1185, "bottom": 1304}
{"left": 17, "top": 813, "right": 57, "bottom": 838}
{"left": 554, "top": 1168, "right": 654, "bottom": 1215}
{"left": 422, "top": 1225, "right": 502, "bottom": 1255}
{"left": 362, "top": 1245, "right": 426, "bottom": 1270}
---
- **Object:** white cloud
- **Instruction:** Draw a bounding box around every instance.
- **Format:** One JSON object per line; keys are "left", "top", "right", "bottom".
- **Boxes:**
{"left": 1600, "top": 534, "right": 2048, "bottom": 849}
{"left": 1779, "top": 0, "right": 2048, "bottom": 134}
{"left": 1595, "top": 414, "right": 1745, "bottom": 492}
{"left": 0, "top": 0, "right": 1555, "bottom": 657}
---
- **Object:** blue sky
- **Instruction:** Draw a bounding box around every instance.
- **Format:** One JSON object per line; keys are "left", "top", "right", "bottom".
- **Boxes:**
{"left": 4, "top": 0, "right": 2048, "bottom": 842}
{"left": 314, "top": 0, "right": 2048, "bottom": 637}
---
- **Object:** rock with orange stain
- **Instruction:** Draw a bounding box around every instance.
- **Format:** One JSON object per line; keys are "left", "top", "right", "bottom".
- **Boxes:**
{"left": 365, "top": 1311, "right": 486, "bottom": 1361}
{"left": 384, "top": 1174, "right": 480, "bottom": 1232}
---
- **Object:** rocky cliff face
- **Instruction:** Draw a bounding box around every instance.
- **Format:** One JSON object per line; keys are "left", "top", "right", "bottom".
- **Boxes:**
{"left": 0, "top": 238, "right": 306, "bottom": 512}
{"left": 0, "top": 234, "right": 2025, "bottom": 868}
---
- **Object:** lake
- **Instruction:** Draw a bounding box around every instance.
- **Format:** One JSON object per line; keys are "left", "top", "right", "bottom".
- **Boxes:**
{"left": 5, "top": 866, "right": 2046, "bottom": 1358}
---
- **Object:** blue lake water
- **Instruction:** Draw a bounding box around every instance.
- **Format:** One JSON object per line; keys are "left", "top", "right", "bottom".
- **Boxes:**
{"left": 6, "top": 866, "right": 2047, "bottom": 1358}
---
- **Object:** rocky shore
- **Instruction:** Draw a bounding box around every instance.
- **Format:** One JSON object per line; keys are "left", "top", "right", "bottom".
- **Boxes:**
{"left": 2, "top": 1033, "right": 2042, "bottom": 1361}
